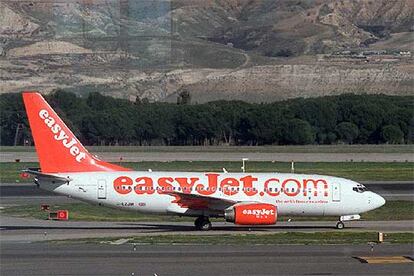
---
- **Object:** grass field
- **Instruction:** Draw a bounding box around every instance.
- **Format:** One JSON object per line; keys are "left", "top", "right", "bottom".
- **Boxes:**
{"left": 1, "top": 161, "right": 413, "bottom": 182}
{"left": 58, "top": 232, "right": 414, "bottom": 245}
{"left": 3, "top": 201, "right": 413, "bottom": 222}
{"left": 1, "top": 144, "right": 413, "bottom": 153}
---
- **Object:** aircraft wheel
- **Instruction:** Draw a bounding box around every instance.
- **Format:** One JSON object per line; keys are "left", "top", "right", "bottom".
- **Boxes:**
{"left": 200, "top": 219, "right": 212, "bottom": 231}
{"left": 336, "top": 221, "right": 345, "bottom": 229}
{"left": 195, "top": 216, "right": 212, "bottom": 231}
{"left": 194, "top": 216, "right": 203, "bottom": 228}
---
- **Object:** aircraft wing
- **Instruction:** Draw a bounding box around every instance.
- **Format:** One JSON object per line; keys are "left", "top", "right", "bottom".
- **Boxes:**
{"left": 164, "top": 191, "right": 237, "bottom": 212}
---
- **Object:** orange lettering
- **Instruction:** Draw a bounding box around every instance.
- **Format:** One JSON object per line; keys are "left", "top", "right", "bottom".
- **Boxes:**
{"left": 134, "top": 177, "right": 154, "bottom": 195}
{"left": 157, "top": 177, "right": 174, "bottom": 194}
{"left": 220, "top": 177, "right": 239, "bottom": 196}
{"left": 175, "top": 177, "right": 199, "bottom": 194}
{"left": 113, "top": 176, "right": 133, "bottom": 195}
{"left": 264, "top": 178, "right": 280, "bottom": 196}
{"left": 282, "top": 179, "right": 300, "bottom": 197}
{"left": 240, "top": 175, "right": 258, "bottom": 196}
{"left": 195, "top": 173, "right": 219, "bottom": 195}
{"left": 303, "top": 179, "right": 329, "bottom": 197}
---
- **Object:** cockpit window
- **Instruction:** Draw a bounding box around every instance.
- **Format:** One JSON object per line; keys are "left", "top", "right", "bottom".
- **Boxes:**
{"left": 352, "top": 184, "right": 368, "bottom": 193}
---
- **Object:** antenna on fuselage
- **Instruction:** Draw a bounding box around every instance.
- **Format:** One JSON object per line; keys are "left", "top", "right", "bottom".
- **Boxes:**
{"left": 241, "top": 158, "right": 249, "bottom": 173}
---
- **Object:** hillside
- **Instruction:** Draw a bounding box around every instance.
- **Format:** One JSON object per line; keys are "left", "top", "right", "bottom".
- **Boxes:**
{"left": 0, "top": 0, "right": 413, "bottom": 102}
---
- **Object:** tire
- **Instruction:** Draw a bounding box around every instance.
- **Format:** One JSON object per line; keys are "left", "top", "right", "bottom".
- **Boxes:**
{"left": 194, "top": 217, "right": 212, "bottom": 231}
{"left": 194, "top": 217, "right": 203, "bottom": 228}
{"left": 200, "top": 220, "right": 212, "bottom": 231}
{"left": 336, "top": 221, "right": 345, "bottom": 229}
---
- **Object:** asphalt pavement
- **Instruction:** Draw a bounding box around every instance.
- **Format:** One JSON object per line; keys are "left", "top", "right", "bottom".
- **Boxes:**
{"left": 1, "top": 243, "right": 413, "bottom": 276}
{"left": 2, "top": 151, "right": 413, "bottom": 162}
{"left": 1, "top": 213, "right": 413, "bottom": 243}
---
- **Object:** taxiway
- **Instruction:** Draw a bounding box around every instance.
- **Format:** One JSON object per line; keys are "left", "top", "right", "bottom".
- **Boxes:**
{"left": 1, "top": 243, "right": 413, "bottom": 276}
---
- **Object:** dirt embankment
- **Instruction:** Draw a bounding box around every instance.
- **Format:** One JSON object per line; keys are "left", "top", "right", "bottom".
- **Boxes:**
{"left": 173, "top": 63, "right": 413, "bottom": 102}
{"left": 7, "top": 41, "right": 92, "bottom": 57}
{"left": 1, "top": 60, "right": 412, "bottom": 102}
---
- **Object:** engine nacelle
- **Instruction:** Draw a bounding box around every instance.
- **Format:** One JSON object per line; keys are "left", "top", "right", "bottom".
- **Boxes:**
{"left": 224, "top": 203, "right": 277, "bottom": 225}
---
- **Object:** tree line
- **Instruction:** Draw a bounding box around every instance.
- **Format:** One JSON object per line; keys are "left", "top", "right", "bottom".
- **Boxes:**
{"left": 1, "top": 90, "right": 413, "bottom": 146}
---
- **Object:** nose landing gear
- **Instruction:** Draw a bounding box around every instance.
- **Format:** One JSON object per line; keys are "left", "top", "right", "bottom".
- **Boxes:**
{"left": 194, "top": 216, "right": 212, "bottom": 231}
{"left": 336, "top": 215, "right": 360, "bottom": 229}
{"left": 336, "top": 221, "right": 345, "bottom": 229}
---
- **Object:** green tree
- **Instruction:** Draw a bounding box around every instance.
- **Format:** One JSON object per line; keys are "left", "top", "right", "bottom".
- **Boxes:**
{"left": 326, "top": 132, "right": 337, "bottom": 144}
{"left": 1, "top": 91, "right": 413, "bottom": 146}
{"left": 0, "top": 93, "right": 30, "bottom": 146}
{"left": 349, "top": 102, "right": 383, "bottom": 143}
{"left": 381, "top": 125, "right": 404, "bottom": 144}
{"left": 335, "top": 122, "right": 359, "bottom": 144}
{"left": 284, "top": 119, "right": 315, "bottom": 145}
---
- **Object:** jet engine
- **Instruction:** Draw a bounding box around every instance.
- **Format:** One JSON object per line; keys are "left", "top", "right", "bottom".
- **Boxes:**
{"left": 224, "top": 203, "right": 277, "bottom": 225}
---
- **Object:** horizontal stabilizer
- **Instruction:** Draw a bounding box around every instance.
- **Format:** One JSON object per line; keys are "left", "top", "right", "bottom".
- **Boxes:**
{"left": 22, "top": 169, "right": 72, "bottom": 183}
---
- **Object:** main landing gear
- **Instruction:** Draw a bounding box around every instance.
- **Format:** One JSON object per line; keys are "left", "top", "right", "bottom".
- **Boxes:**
{"left": 194, "top": 216, "right": 212, "bottom": 231}
{"left": 336, "top": 221, "right": 345, "bottom": 229}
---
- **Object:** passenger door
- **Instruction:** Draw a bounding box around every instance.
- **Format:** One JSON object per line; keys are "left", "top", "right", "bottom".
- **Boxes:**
{"left": 97, "top": 179, "right": 107, "bottom": 199}
{"left": 332, "top": 182, "right": 341, "bottom": 202}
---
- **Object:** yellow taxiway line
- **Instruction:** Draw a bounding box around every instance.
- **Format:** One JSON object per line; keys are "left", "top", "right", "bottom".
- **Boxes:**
{"left": 356, "top": 256, "right": 413, "bottom": 264}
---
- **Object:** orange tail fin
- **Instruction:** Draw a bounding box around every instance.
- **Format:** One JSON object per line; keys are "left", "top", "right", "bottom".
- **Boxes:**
{"left": 22, "top": 92, "right": 130, "bottom": 173}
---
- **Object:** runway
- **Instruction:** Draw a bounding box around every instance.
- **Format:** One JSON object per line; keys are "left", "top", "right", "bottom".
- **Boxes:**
{"left": 2, "top": 150, "right": 413, "bottom": 162}
{"left": 1, "top": 243, "right": 413, "bottom": 276}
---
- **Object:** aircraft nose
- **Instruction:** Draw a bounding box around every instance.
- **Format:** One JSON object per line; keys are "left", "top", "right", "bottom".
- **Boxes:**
{"left": 373, "top": 193, "right": 386, "bottom": 209}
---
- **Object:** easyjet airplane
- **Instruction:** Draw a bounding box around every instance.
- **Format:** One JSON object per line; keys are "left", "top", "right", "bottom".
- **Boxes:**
{"left": 22, "top": 92, "right": 386, "bottom": 230}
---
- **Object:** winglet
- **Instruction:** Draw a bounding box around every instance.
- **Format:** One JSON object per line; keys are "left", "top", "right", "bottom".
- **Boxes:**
{"left": 22, "top": 91, "right": 131, "bottom": 173}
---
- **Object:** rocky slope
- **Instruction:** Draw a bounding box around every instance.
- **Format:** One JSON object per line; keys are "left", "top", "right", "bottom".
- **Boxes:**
{"left": 0, "top": 0, "right": 413, "bottom": 102}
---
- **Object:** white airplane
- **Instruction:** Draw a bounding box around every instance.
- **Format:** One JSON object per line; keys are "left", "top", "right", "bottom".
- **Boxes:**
{"left": 22, "top": 92, "right": 386, "bottom": 230}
